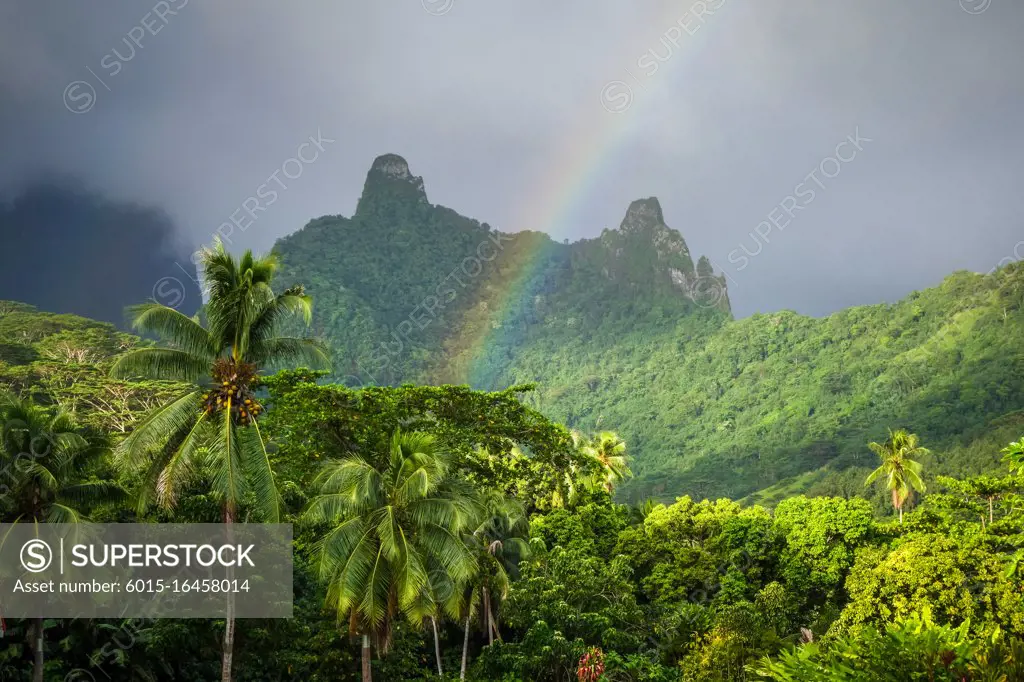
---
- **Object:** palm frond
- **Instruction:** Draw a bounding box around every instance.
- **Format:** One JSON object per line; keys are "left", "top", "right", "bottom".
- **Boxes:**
{"left": 109, "top": 349, "right": 210, "bottom": 382}
{"left": 248, "top": 290, "right": 315, "bottom": 350}
{"left": 59, "top": 481, "right": 127, "bottom": 509}
{"left": 249, "top": 337, "right": 332, "bottom": 372}
{"left": 155, "top": 411, "right": 210, "bottom": 510}
{"left": 864, "top": 466, "right": 886, "bottom": 487}
{"left": 115, "top": 391, "right": 202, "bottom": 472}
{"left": 208, "top": 403, "right": 245, "bottom": 512}
{"left": 124, "top": 302, "right": 215, "bottom": 361}
{"left": 47, "top": 503, "right": 82, "bottom": 524}
{"left": 238, "top": 420, "right": 280, "bottom": 522}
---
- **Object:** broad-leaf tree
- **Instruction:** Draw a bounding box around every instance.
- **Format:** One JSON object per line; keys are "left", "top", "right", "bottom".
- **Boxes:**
{"left": 110, "top": 239, "right": 329, "bottom": 682}
{"left": 865, "top": 429, "right": 929, "bottom": 524}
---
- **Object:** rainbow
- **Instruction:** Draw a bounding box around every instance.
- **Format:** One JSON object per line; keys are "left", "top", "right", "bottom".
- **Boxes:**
{"left": 441, "top": 1, "right": 730, "bottom": 386}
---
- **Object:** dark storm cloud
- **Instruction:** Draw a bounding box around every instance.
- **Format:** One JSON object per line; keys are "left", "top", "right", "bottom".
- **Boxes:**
{"left": 1, "top": 0, "right": 1022, "bottom": 317}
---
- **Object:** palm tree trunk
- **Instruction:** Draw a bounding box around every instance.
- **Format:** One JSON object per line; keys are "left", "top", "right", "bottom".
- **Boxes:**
{"left": 362, "top": 634, "right": 372, "bottom": 682}
{"left": 898, "top": 506, "right": 903, "bottom": 524}
{"left": 488, "top": 596, "right": 498, "bottom": 643}
{"left": 460, "top": 616, "right": 471, "bottom": 680}
{"left": 32, "top": 617, "right": 44, "bottom": 682}
{"left": 431, "top": 616, "right": 443, "bottom": 676}
{"left": 483, "top": 589, "right": 493, "bottom": 646}
{"left": 221, "top": 506, "right": 236, "bottom": 682}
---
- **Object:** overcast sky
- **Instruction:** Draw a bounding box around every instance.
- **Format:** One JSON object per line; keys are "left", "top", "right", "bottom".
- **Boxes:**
{"left": 1, "top": 0, "right": 1022, "bottom": 317}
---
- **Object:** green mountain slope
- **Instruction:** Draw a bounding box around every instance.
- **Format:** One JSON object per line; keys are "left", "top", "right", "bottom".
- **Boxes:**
{"left": 504, "top": 267, "right": 1024, "bottom": 501}
{"left": 270, "top": 155, "right": 1024, "bottom": 501}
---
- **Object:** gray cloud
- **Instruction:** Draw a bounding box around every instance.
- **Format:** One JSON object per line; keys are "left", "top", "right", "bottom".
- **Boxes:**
{"left": 1, "top": 0, "right": 1021, "bottom": 317}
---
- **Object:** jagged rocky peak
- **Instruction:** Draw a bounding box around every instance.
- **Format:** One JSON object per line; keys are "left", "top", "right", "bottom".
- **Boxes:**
{"left": 357, "top": 154, "right": 429, "bottom": 212}
{"left": 612, "top": 197, "right": 691, "bottom": 262}
{"left": 610, "top": 197, "right": 731, "bottom": 314}
{"left": 697, "top": 255, "right": 715, "bottom": 278}
{"left": 371, "top": 153, "right": 415, "bottom": 180}
{"left": 620, "top": 197, "right": 666, "bottom": 233}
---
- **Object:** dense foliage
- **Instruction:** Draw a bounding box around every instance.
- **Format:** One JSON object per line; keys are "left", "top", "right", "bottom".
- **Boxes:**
{"left": 3, "top": 287, "right": 1024, "bottom": 679}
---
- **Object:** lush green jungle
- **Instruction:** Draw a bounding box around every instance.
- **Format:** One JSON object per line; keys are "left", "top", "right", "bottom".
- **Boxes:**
{"left": 3, "top": 210, "right": 1024, "bottom": 680}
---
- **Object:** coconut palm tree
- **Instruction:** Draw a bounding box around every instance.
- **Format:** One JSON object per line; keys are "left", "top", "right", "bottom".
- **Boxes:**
{"left": 1001, "top": 437, "right": 1024, "bottom": 474}
{"left": 865, "top": 429, "right": 929, "bottom": 524}
{"left": 630, "top": 498, "right": 661, "bottom": 526}
{"left": 453, "top": 495, "right": 530, "bottom": 679}
{"left": 110, "top": 239, "right": 329, "bottom": 682}
{"left": 586, "top": 431, "right": 631, "bottom": 493}
{"left": 304, "top": 430, "right": 478, "bottom": 682}
{"left": 0, "top": 394, "right": 122, "bottom": 682}
{"left": 550, "top": 432, "right": 593, "bottom": 509}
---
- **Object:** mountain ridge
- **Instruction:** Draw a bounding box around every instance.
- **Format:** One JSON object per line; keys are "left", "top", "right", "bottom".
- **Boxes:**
{"left": 270, "top": 154, "right": 1024, "bottom": 501}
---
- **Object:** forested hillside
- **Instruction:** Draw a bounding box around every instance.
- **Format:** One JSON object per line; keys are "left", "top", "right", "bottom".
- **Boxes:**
{"left": 272, "top": 155, "right": 1024, "bottom": 502}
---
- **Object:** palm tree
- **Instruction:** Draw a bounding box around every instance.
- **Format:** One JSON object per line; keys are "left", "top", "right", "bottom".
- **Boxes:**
{"left": 1001, "top": 438, "right": 1024, "bottom": 474}
{"left": 0, "top": 395, "right": 122, "bottom": 682}
{"left": 865, "top": 429, "right": 929, "bottom": 524}
{"left": 550, "top": 432, "right": 592, "bottom": 508}
{"left": 630, "top": 498, "right": 661, "bottom": 526}
{"left": 110, "top": 239, "right": 329, "bottom": 682}
{"left": 457, "top": 495, "right": 530, "bottom": 678}
{"left": 586, "top": 431, "right": 631, "bottom": 493}
{"left": 304, "top": 430, "right": 478, "bottom": 682}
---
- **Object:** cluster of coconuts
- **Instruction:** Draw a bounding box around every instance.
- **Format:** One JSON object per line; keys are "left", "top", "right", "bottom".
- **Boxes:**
{"left": 202, "top": 359, "right": 262, "bottom": 426}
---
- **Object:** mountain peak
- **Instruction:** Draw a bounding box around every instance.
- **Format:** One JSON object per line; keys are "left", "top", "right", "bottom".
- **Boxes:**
{"left": 620, "top": 197, "right": 665, "bottom": 233}
{"left": 611, "top": 197, "right": 689, "bottom": 261}
{"left": 356, "top": 154, "right": 429, "bottom": 215}
{"left": 371, "top": 153, "right": 415, "bottom": 180}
